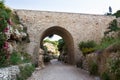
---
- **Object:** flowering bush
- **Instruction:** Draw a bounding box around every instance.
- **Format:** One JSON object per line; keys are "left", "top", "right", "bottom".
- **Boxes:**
{"left": 0, "top": 1, "right": 12, "bottom": 67}
{"left": 0, "top": 1, "right": 30, "bottom": 68}
{"left": 107, "top": 52, "right": 120, "bottom": 80}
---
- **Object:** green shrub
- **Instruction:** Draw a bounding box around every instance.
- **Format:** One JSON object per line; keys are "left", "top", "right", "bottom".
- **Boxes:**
{"left": 108, "top": 42, "right": 120, "bottom": 53}
{"left": 104, "top": 19, "right": 120, "bottom": 35}
{"left": 0, "top": 8, "right": 8, "bottom": 34}
{"left": 57, "top": 39, "right": 65, "bottom": 51}
{"left": 0, "top": 0, "right": 12, "bottom": 67}
{"left": 101, "top": 72, "right": 110, "bottom": 80}
{"left": 11, "top": 12, "right": 20, "bottom": 25}
{"left": 21, "top": 52, "right": 32, "bottom": 63}
{"left": 9, "top": 51, "right": 32, "bottom": 65}
{"left": 0, "top": 33, "right": 6, "bottom": 48}
{"left": 108, "top": 53, "right": 120, "bottom": 80}
{"left": 95, "top": 37, "right": 120, "bottom": 50}
{"left": 79, "top": 40, "right": 96, "bottom": 56}
{"left": 81, "top": 48, "right": 95, "bottom": 55}
{"left": 79, "top": 40, "right": 96, "bottom": 49}
{"left": 0, "top": 50, "right": 7, "bottom": 67}
{"left": 113, "top": 10, "right": 120, "bottom": 18}
{"left": 89, "top": 62, "right": 98, "bottom": 75}
{"left": 9, "top": 51, "right": 22, "bottom": 65}
{"left": 0, "top": 2, "right": 11, "bottom": 31}
{"left": 17, "top": 64, "right": 35, "bottom": 80}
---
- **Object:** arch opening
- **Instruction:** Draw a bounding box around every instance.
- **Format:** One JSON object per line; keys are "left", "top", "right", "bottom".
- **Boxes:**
{"left": 40, "top": 26, "right": 75, "bottom": 64}
{"left": 43, "top": 34, "right": 62, "bottom": 62}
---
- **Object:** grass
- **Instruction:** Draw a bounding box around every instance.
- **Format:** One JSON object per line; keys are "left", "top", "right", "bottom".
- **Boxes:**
{"left": 95, "top": 37, "right": 120, "bottom": 51}
{"left": 10, "top": 51, "right": 22, "bottom": 65}
{"left": 17, "top": 64, "right": 35, "bottom": 80}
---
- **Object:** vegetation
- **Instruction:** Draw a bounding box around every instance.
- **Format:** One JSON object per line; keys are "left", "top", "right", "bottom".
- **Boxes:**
{"left": 95, "top": 37, "right": 120, "bottom": 50}
{"left": 9, "top": 51, "right": 32, "bottom": 65}
{"left": 104, "top": 19, "right": 120, "bottom": 35}
{"left": 0, "top": 51, "right": 32, "bottom": 68}
{"left": 0, "top": 50, "right": 6, "bottom": 67}
{"left": 89, "top": 62, "right": 98, "bottom": 75}
{"left": 0, "top": 0, "right": 31, "bottom": 68}
{"left": 113, "top": 10, "right": 120, "bottom": 18}
{"left": 21, "top": 52, "right": 32, "bottom": 63}
{"left": 43, "top": 39, "right": 58, "bottom": 46}
{"left": 79, "top": 40, "right": 96, "bottom": 56}
{"left": 57, "top": 39, "right": 65, "bottom": 51}
{"left": 10, "top": 51, "right": 22, "bottom": 65}
{"left": 43, "top": 46, "right": 51, "bottom": 62}
{"left": 101, "top": 72, "right": 110, "bottom": 80}
{"left": 43, "top": 39, "right": 59, "bottom": 62}
{"left": 43, "top": 38, "right": 67, "bottom": 63}
{"left": 78, "top": 16, "right": 120, "bottom": 79}
{"left": 92, "top": 14, "right": 120, "bottom": 50}
{"left": 98, "top": 10, "right": 120, "bottom": 50}
{"left": 0, "top": 0, "right": 12, "bottom": 66}
{"left": 106, "top": 9, "right": 120, "bottom": 18}
{"left": 17, "top": 64, "right": 35, "bottom": 80}
{"left": 108, "top": 52, "right": 120, "bottom": 80}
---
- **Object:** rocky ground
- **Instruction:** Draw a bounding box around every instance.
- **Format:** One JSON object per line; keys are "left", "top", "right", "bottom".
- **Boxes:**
{"left": 27, "top": 59, "right": 98, "bottom": 80}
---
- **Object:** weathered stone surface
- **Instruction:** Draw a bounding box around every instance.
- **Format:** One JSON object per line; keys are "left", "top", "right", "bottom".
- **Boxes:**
{"left": 117, "top": 17, "right": 120, "bottom": 28}
{"left": 38, "top": 48, "right": 45, "bottom": 69}
{"left": 0, "top": 66, "right": 20, "bottom": 80}
{"left": 0, "top": 63, "right": 32, "bottom": 80}
{"left": 15, "top": 9, "right": 115, "bottom": 64}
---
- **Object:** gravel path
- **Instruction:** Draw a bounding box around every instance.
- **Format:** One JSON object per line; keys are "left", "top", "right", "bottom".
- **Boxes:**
{"left": 27, "top": 59, "right": 97, "bottom": 80}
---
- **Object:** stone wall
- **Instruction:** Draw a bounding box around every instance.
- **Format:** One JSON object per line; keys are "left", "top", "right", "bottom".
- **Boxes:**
{"left": 117, "top": 17, "right": 120, "bottom": 28}
{"left": 0, "top": 63, "right": 31, "bottom": 80}
{"left": 15, "top": 9, "right": 115, "bottom": 64}
{"left": 0, "top": 66, "right": 19, "bottom": 80}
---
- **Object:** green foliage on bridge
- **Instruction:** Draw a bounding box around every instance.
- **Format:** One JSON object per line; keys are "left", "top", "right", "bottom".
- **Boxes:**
{"left": 113, "top": 10, "right": 120, "bottom": 18}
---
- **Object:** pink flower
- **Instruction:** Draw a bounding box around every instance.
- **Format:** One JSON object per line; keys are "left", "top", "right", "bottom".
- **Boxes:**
{"left": 7, "top": 19, "right": 13, "bottom": 25}
{"left": 3, "top": 42, "right": 9, "bottom": 50}
{"left": 3, "top": 27, "right": 9, "bottom": 33}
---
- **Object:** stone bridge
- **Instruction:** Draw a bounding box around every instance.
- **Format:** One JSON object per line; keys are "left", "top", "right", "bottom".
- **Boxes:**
{"left": 15, "top": 9, "right": 115, "bottom": 64}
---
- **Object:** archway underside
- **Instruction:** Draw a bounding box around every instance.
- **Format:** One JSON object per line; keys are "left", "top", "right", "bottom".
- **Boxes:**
{"left": 40, "top": 26, "right": 75, "bottom": 64}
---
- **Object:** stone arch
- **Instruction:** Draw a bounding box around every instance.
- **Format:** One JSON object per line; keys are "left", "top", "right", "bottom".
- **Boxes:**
{"left": 40, "top": 26, "right": 75, "bottom": 64}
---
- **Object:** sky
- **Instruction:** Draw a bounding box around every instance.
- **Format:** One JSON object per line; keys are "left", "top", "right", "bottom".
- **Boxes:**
{"left": 5, "top": 0, "right": 120, "bottom": 14}
{"left": 44, "top": 35, "right": 62, "bottom": 41}
{"left": 4, "top": 0, "right": 120, "bottom": 41}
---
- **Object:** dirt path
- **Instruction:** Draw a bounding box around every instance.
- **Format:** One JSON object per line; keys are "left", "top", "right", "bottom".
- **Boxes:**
{"left": 27, "top": 59, "right": 97, "bottom": 80}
